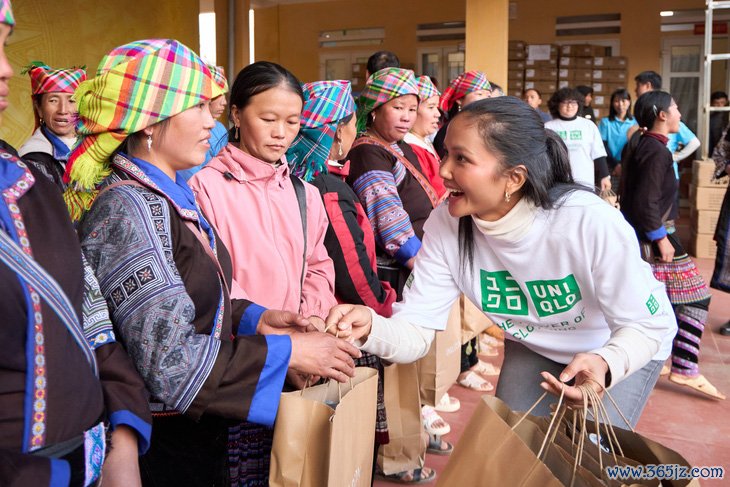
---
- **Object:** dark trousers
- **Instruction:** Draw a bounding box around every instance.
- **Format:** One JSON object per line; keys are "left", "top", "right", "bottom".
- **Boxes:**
{"left": 140, "top": 414, "right": 231, "bottom": 487}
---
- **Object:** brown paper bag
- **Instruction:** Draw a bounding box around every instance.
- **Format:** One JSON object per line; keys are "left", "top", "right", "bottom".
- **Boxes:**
{"left": 269, "top": 367, "right": 378, "bottom": 487}
{"left": 377, "top": 363, "right": 427, "bottom": 475}
{"left": 460, "top": 294, "right": 497, "bottom": 344}
{"left": 416, "top": 299, "right": 462, "bottom": 407}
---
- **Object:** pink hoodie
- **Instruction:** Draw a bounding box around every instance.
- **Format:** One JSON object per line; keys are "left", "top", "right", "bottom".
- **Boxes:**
{"left": 190, "top": 144, "right": 336, "bottom": 320}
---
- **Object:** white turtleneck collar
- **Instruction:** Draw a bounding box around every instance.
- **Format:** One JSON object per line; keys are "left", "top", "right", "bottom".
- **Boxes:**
{"left": 471, "top": 197, "right": 538, "bottom": 242}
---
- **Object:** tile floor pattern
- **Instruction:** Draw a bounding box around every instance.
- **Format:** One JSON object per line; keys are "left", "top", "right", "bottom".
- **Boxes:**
{"left": 374, "top": 244, "right": 729, "bottom": 486}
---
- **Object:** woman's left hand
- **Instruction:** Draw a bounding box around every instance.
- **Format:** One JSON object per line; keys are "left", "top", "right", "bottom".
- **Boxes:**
{"left": 540, "top": 352, "right": 609, "bottom": 405}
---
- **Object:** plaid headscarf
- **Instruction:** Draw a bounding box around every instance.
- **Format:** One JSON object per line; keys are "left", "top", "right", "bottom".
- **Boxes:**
{"left": 210, "top": 65, "right": 229, "bottom": 97}
{"left": 439, "top": 70, "right": 491, "bottom": 113}
{"left": 64, "top": 39, "right": 214, "bottom": 221}
{"left": 356, "top": 68, "right": 419, "bottom": 133}
{"left": 286, "top": 80, "right": 355, "bottom": 182}
{"left": 22, "top": 61, "right": 86, "bottom": 95}
{"left": 0, "top": 0, "right": 14, "bottom": 27}
{"left": 416, "top": 75, "right": 440, "bottom": 101}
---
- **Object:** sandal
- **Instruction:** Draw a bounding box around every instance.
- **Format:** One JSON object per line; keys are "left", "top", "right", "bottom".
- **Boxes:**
{"left": 660, "top": 365, "right": 670, "bottom": 376}
{"left": 472, "top": 359, "right": 501, "bottom": 376}
{"left": 478, "top": 343, "right": 499, "bottom": 357}
{"left": 434, "top": 392, "right": 460, "bottom": 413}
{"left": 426, "top": 434, "right": 453, "bottom": 456}
{"left": 422, "top": 405, "right": 450, "bottom": 436}
{"left": 669, "top": 373, "right": 726, "bottom": 400}
{"left": 479, "top": 334, "right": 504, "bottom": 349}
{"left": 458, "top": 371, "right": 494, "bottom": 392}
{"left": 374, "top": 467, "right": 436, "bottom": 484}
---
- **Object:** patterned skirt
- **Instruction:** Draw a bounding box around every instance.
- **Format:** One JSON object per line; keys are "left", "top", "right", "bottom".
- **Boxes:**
{"left": 651, "top": 236, "right": 711, "bottom": 305}
{"left": 355, "top": 351, "right": 389, "bottom": 445}
{"left": 227, "top": 422, "right": 273, "bottom": 487}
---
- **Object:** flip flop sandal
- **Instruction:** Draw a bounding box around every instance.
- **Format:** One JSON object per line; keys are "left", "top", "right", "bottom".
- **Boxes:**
{"left": 434, "top": 392, "right": 460, "bottom": 413}
{"left": 472, "top": 360, "right": 501, "bottom": 376}
{"left": 478, "top": 343, "right": 499, "bottom": 357}
{"left": 669, "top": 373, "right": 726, "bottom": 400}
{"left": 374, "top": 468, "right": 437, "bottom": 484}
{"left": 426, "top": 435, "right": 454, "bottom": 456}
{"left": 422, "top": 405, "right": 451, "bottom": 436}
{"left": 479, "top": 334, "right": 504, "bottom": 348}
{"left": 458, "top": 371, "right": 494, "bottom": 392}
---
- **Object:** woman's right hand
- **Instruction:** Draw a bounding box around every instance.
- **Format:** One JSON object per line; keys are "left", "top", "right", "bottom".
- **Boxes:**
{"left": 288, "top": 331, "right": 360, "bottom": 383}
{"left": 324, "top": 304, "right": 374, "bottom": 342}
{"left": 656, "top": 236, "right": 674, "bottom": 263}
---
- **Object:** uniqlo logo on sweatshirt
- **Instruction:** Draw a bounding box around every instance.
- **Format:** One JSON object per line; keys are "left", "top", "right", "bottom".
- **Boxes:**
{"left": 526, "top": 275, "right": 582, "bottom": 317}
{"left": 480, "top": 270, "right": 529, "bottom": 316}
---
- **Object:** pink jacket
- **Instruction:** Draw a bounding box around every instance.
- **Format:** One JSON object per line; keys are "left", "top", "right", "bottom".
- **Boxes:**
{"left": 190, "top": 144, "right": 337, "bottom": 320}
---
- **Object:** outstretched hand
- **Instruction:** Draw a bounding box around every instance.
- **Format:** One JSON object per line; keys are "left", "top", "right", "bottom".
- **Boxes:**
{"left": 289, "top": 331, "right": 361, "bottom": 383}
{"left": 540, "top": 352, "right": 609, "bottom": 406}
{"left": 256, "top": 309, "right": 317, "bottom": 336}
{"left": 324, "top": 304, "right": 373, "bottom": 342}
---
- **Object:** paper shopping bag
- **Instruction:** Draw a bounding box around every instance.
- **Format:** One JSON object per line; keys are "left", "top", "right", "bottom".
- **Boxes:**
{"left": 460, "top": 294, "right": 497, "bottom": 344}
{"left": 377, "top": 363, "right": 427, "bottom": 475}
{"left": 416, "top": 299, "right": 462, "bottom": 407}
{"left": 269, "top": 367, "right": 378, "bottom": 487}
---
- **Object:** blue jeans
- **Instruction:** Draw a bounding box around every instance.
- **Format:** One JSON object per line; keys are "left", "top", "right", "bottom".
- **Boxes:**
{"left": 495, "top": 340, "right": 663, "bottom": 429}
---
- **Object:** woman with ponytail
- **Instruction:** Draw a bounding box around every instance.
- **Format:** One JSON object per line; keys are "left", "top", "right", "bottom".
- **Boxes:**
{"left": 621, "top": 91, "right": 725, "bottom": 400}
{"left": 326, "top": 96, "right": 677, "bottom": 428}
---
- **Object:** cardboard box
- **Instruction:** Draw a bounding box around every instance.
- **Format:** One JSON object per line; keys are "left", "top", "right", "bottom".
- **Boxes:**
{"left": 692, "top": 159, "right": 729, "bottom": 188}
{"left": 594, "top": 107, "right": 608, "bottom": 120}
{"left": 526, "top": 44, "right": 559, "bottom": 59}
{"left": 508, "top": 60, "right": 526, "bottom": 70}
{"left": 525, "top": 68, "right": 558, "bottom": 80}
{"left": 525, "top": 59, "right": 559, "bottom": 68}
{"left": 559, "top": 68, "right": 592, "bottom": 82}
{"left": 509, "top": 78, "right": 525, "bottom": 90}
{"left": 590, "top": 45, "right": 608, "bottom": 57}
{"left": 524, "top": 80, "right": 557, "bottom": 93}
{"left": 593, "top": 56, "right": 627, "bottom": 69}
{"left": 594, "top": 70, "right": 627, "bottom": 82}
{"left": 692, "top": 184, "right": 727, "bottom": 211}
{"left": 560, "top": 44, "right": 594, "bottom": 58}
{"left": 508, "top": 69, "right": 524, "bottom": 80}
{"left": 690, "top": 231, "right": 717, "bottom": 259}
{"left": 560, "top": 57, "right": 594, "bottom": 68}
{"left": 592, "top": 82, "right": 627, "bottom": 95}
{"left": 509, "top": 49, "right": 526, "bottom": 60}
{"left": 509, "top": 40, "right": 526, "bottom": 50}
{"left": 691, "top": 208, "right": 720, "bottom": 234}
{"left": 558, "top": 79, "right": 570, "bottom": 89}
{"left": 592, "top": 95, "right": 608, "bottom": 107}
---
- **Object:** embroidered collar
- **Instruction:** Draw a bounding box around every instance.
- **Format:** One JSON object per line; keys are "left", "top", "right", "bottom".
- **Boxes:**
{"left": 112, "top": 153, "right": 203, "bottom": 223}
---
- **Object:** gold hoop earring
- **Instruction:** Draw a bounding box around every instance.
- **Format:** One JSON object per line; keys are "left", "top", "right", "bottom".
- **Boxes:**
{"left": 504, "top": 191, "right": 511, "bottom": 203}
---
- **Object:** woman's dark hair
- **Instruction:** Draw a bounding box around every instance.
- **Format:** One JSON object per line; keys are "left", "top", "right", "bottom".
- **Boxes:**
{"left": 338, "top": 111, "right": 354, "bottom": 126}
{"left": 608, "top": 89, "right": 633, "bottom": 121}
{"left": 634, "top": 71, "right": 662, "bottom": 90}
{"left": 227, "top": 61, "right": 304, "bottom": 142}
{"left": 117, "top": 118, "right": 172, "bottom": 157}
{"left": 547, "top": 87, "right": 584, "bottom": 118}
{"left": 367, "top": 51, "right": 400, "bottom": 75}
{"left": 633, "top": 91, "right": 672, "bottom": 130}
{"left": 455, "top": 97, "right": 587, "bottom": 273}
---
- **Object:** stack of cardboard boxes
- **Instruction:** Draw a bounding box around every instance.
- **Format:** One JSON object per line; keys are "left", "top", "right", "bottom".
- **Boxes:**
{"left": 690, "top": 159, "right": 727, "bottom": 259}
{"left": 505, "top": 42, "right": 629, "bottom": 121}
{"left": 507, "top": 40, "right": 527, "bottom": 98}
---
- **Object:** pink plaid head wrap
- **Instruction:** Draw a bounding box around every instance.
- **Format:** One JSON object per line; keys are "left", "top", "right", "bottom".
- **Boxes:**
{"left": 439, "top": 70, "right": 491, "bottom": 112}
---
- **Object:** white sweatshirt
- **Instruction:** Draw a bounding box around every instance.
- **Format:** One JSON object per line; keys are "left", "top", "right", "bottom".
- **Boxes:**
{"left": 545, "top": 117, "right": 606, "bottom": 187}
{"left": 362, "top": 191, "right": 677, "bottom": 387}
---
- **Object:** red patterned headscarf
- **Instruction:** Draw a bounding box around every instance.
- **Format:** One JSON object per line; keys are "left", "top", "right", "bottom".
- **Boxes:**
{"left": 439, "top": 71, "right": 491, "bottom": 113}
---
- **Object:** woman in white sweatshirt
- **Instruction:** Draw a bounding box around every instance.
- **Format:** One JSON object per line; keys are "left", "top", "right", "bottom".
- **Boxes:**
{"left": 326, "top": 96, "right": 677, "bottom": 427}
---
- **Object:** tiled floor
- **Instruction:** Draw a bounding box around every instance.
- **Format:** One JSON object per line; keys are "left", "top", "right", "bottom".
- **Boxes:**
{"left": 374, "top": 225, "right": 730, "bottom": 486}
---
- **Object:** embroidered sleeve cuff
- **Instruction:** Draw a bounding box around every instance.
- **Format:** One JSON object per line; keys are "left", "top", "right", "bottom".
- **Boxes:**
{"left": 109, "top": 410, "right": 152, "bottom": 455}
{"left": 240, "top": 303, "right": 267, "bottom": 335}
{"left": 49, "top": 458, "right": 70, "bottom": 487}
{"left": 246, "top": 334, "right": 291, "bottom": 426}
{"left": 646, "top": 226, "right": 667, "bottom": 241}
{"left": 394, "top": 236, "right": 422, "bottom": 266}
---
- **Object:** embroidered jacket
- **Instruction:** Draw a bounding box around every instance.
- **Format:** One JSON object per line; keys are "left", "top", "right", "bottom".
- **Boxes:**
{"left": 78, "top": 155, "right": 291, "bottom": 426}
{"left": 0, "top": 150, "right": 151, "bottom": 487}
